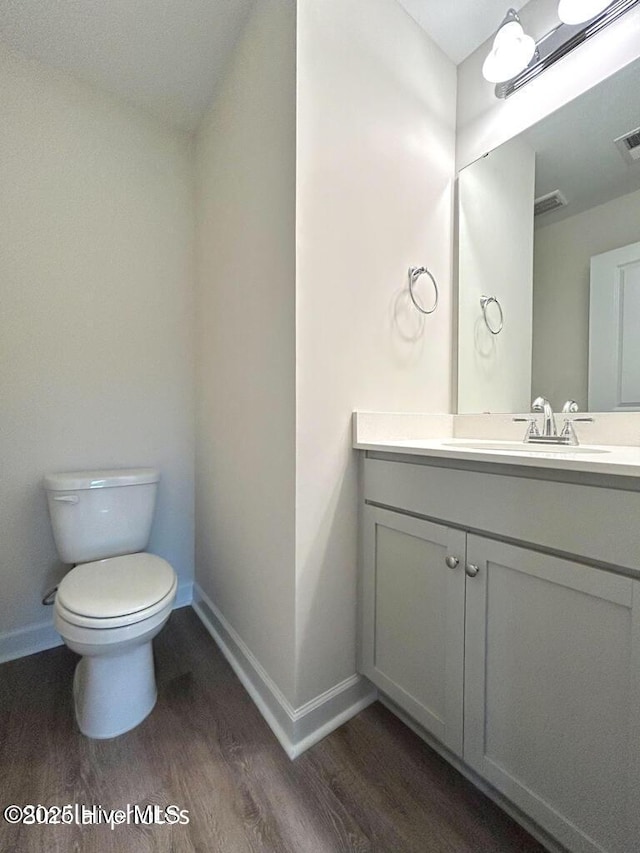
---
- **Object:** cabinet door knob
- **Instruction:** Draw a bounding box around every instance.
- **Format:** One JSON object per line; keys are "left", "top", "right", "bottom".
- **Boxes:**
{"left": 445, "top": 556, "right": 459, "bottom": 569}
{"left": 465, "top": 563, "right": 480, "bottom": 578}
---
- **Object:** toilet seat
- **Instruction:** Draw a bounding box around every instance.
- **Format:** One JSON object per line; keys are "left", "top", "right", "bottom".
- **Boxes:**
{"left": 56, "top": 553, "right": 177, "bottom": 629}
{"left": 55, "top": 596, "right": 175, "bottom": 650}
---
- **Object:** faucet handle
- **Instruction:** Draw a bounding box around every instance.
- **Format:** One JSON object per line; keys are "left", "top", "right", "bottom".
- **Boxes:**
{"left": 524, "top": 418, "right": 540, "bottom": 439}
{"left": 560, "top": 419, "right": 579, "bottom": 445}
{"left": 513, "top": 416, "right": 540, "bottom": 440}
{"left": 560, "top": 416, "right": 594, "bottom": 446}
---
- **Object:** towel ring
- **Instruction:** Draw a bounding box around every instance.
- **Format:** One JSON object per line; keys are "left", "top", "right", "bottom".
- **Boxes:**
{"left": 480, "top": 295, "right": 504, "bottom": 335}
{"left": 408, "top": 266, "right": 438, "bottom": 315}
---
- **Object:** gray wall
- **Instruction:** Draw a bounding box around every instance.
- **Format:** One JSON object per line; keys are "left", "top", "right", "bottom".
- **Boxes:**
{"left": 533, "top": 187, "right": 640, "bottom": 409}
{"left": 0, "top": 45, "right": 195, "bottom": 645}
{"left": 294, "top": 0, "right": 456, "bottom": 705}
{"left": 194, "top": 0, "right": 297, "bottom": 702}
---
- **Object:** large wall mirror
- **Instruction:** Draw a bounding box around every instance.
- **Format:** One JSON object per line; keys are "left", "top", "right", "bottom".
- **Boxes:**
{"left": 457, "top": 56, "right": 640, "bottom": 414}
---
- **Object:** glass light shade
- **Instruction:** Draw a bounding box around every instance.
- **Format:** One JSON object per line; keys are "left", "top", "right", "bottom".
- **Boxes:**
{"left": 482, "top": 20, "right": 537, "bottom": 83}
{"left": 557, "top": 0, "right": 612, "bottom": 24}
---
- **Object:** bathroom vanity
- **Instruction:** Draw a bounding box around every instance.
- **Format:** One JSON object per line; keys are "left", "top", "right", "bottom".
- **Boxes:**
{"left": 355, "top": 425, "right": 640, "bottom": 853}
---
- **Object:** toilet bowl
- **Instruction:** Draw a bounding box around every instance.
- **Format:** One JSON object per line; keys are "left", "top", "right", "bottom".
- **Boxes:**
{"left": 54, "top": 553, "right": 177, "bottom": 739}
{"left": 44, "top": 468, "right": 177, "bottom": 739}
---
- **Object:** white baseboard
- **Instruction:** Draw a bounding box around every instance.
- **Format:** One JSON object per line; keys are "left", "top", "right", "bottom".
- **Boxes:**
{"left": 0, "top": 620, "right": 64, "bottom": 665}
{"left": 192, "top": 583, "right": 377, "bottom": 759}
{"left": 0, "top": 580, "right": 194, "bottom": 666}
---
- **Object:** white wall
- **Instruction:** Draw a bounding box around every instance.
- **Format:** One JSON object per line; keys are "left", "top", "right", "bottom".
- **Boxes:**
{"left": 533, "top": 187, "right": 640, "bottom": 410}
{"left": 0, "top": 45, "right": 195, "bottom": 643}
{"left": 194, "top": 0, "right": 297, "bottom": 702}
{"left": 193, "top": 0, "right": 455, "bottom": 715}
{"left": 458, "top": 137, "right": 535, "bottom": 413}
{"left": 457, "top": 0, "right": 640, "bottom": 169}
{"left": 295, "top": 0, "right": 456, "bottom": 705}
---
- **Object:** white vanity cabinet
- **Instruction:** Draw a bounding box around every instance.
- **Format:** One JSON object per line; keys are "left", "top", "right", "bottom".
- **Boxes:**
{"left": 361, "top": 507, "right": 465, "bottom": 754}
{"left": 360, "top": 456, "right": 640, "bottom": 853}
{"left": 464, "top": 535, "right": 639, "bottom": 853}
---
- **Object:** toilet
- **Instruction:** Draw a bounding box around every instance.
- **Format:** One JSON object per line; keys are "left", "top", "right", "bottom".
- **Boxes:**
{"left": 44, "top": 468, "right": 177, "bottom": 739}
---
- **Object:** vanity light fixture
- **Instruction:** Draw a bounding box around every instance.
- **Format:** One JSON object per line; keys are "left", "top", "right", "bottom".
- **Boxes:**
{"left": 557, "top": 0, "right": 613, "bottom": 24}
{"left": 484, "top": 0, "right": 640, "bottom": 98}
{"left": 482, "top": 9, "right": 536, "bottom": 84}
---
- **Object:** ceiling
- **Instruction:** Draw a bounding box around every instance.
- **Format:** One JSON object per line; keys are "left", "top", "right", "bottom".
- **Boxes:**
{"left": 0, "top": 0, "right": 515, "bottom": 132}
{"left": 397, "top": 0, "right": 528, "bottom": 64}
{"left": 0, "top": 0, "right": 255, "bottom": 131}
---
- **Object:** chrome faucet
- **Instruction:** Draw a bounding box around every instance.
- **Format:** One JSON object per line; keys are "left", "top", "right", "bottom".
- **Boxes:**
{"left": 514, "top": 398, "right": 594, "bottom": 445}
{"left": 532, "top": 396, "right": 556, "bottom": 437}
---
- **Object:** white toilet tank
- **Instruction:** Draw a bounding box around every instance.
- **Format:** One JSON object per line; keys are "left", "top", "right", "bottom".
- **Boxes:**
{"left": 44, "top": 468, "right": 160, "bottom": 564}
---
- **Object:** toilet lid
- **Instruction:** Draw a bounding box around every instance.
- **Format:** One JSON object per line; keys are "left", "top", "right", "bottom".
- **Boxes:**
{"left": 57, "top": 553, "right": 176, "bottom": 619}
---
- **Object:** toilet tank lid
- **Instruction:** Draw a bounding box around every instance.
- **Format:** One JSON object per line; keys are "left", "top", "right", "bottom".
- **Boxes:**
{"left": 44, "top": 468, "right": 160, "bottom": 491}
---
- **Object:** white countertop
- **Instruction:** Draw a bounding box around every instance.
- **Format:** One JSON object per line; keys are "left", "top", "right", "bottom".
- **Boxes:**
{"left": 354, "top": 437, "right": 640, "bottom": 479}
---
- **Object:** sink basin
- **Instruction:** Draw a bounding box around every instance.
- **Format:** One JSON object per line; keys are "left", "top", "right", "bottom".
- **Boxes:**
{"left": 441, "top": 440, "right": 610, "bottom": 455}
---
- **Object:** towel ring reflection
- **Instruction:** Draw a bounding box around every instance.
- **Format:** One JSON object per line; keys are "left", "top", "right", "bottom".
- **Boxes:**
{"left": 480, "top": 295, "right": 504, "bottom": 335}
{"left": 408, "top": 266, "right": 438, "bottom": 315}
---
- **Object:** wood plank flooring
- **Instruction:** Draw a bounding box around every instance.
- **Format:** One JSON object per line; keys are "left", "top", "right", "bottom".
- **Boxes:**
{"left": 0, "top": 607, "right": 546, "bottom": 852}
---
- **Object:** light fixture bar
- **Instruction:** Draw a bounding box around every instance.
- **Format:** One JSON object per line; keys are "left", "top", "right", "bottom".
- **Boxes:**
{"left": 496, "top": 0, "right": 640, "bottom": 99}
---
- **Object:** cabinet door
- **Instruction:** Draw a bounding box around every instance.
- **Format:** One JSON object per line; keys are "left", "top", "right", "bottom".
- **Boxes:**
{"left": 361, "top": 506, "right": 466, "bottom": 754}
{"left": 464, "top": 535, "right": 640, "bottom": 853}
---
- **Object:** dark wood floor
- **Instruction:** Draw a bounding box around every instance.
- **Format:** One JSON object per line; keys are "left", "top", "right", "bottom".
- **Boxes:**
{"left": 0, "top": 607, "right": 546, "bottom": 853}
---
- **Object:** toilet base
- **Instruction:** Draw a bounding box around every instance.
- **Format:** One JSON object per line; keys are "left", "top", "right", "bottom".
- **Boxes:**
{"left": 73, "top": 641, "right": 157, "bottom": 739}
